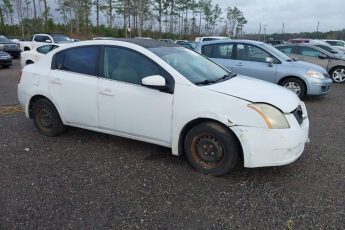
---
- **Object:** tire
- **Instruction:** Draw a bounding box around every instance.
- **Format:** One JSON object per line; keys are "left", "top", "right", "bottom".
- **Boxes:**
{"left": 184, "top": 122, "right": 240, "bottom": 176}
{"left": 330, "top": 67, "right": 345, "bottom": 83}
{"left": 2, "top": 65, "right": 10, "bottom": 68}
{"left": 280, "top": 78, "right": 306, "bottom": 99}
{"left": 32, "top": 98, "right": 66, "bottom": 137}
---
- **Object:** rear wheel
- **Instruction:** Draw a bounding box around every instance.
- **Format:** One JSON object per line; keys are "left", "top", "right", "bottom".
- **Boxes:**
{"left": 280, "top": 78, "right": 306, "bottom": 99}
{"left": 184, "top": 122, "right": 240, "bottom": 176}
{"left": 330, "top": 67, "right": 345, "bottom": 83}
{"left": 32, "top": 98, "right": 66, "bottom": 136}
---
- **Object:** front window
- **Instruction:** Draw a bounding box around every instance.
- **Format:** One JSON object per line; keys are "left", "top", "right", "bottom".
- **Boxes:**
{"left": 37, "top": 45, "right": 57, "bottom": 54}
{"left": 299, "top": 46, "right": 323, "bottom": 57}
{"left": 236, "top": 43, "right": 279, "bottom": 63}
{"left": 103, "top": 46, "right": 165, "bottom": 85}
{"left": 276, "top": 46, "right": 293, "bottom": 54}
{"left": 150, "top": 47, "right": 233, "bottom": 85}
{"left": 315, "top": 45, "right": 337, "bottom": 54}
{"left": 51, "top": 34, "right": 73, "bottom": 43}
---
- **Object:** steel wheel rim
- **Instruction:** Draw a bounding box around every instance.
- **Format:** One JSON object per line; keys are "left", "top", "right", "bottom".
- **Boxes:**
{"left": 37, "top": 107, "right": 55, "bottom": 130}
{"left": 190, "top": 133, "right": 225, "bottom": 169}
{"left": 332, "top": 69, "right": 345, "bottom": 82}
{"left": 284, "top": 82, "right": 301, "bottom": 95}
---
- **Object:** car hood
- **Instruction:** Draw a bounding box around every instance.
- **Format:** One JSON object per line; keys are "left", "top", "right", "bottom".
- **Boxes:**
{"left": 286, "top": 60, "right": 328, "bottom": 73}
{"left": 203, "top": 75, "right": 300, "bottom": 113}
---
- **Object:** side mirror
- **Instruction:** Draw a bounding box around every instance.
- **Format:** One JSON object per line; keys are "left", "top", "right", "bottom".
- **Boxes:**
{"left": 45, "top": 39, "right": 52, "bottom": 43}
{"left": 265, "top": 57, "right": 274, "bottom": 67}
{"left": 142, "top": 75, "right": 166, "bottom": 89}
{"left": 318, "top": 53, "right": 328, "bottom": 59}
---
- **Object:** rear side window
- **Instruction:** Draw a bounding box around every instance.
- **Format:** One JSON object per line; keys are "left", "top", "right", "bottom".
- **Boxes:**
{"left": 54, "top": 46, "right": 100, "bottom": 76}
{"left": 201, "top": 43, "right": 233, "bottom": 59}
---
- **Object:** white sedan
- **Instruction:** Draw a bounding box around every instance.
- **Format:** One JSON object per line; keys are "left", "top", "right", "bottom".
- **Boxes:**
{"left": 20, "top": 44, "right": 60, "bottom": 67}
{"left": 18, "top": 39, "right": 309, "bottom": 176}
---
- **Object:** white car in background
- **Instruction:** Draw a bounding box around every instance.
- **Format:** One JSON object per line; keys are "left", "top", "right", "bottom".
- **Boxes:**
{"left": 20, "top": 44, "right": 60, "bottom": 67}
{"left": 322, "top": 39, "right": 345, "bottom": 52}
{"left": 18, "top": 39, "right": 309, "bottom": 176}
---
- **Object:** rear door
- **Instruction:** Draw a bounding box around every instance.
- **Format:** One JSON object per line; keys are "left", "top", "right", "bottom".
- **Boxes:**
{"left": 48, "top": 46, "right": 101, "bottom": 127}
{"left": 232, "top": 43, "right": 277, "bottom": 83}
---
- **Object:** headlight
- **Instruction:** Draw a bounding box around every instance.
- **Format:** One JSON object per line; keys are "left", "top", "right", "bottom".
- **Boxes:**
{"left": 306, "top": 70, "right": 325, "bottom": 79}
{"left": 248, "top": 103, "right": 290, "bottom": 129}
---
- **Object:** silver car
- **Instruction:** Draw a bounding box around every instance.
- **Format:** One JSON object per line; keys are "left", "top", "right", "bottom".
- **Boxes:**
{"left": 275, "top": 43, "right": 345, "bottom": 83}
{"left": 194, "top": 40, "right": 332, "bottom": 98}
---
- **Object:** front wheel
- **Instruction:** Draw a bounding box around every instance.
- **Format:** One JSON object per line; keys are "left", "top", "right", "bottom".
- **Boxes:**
{"left": 32, "top": 98, "right": 66, "bottom": 136}
{"left": 184, "top": 122, "right": 240, "bottom": 176}
{"left": 280, "top": 78, "right": 306, "bottom": 99}
{"left": 330, "top": 67, "right": 345, "bottom": 83}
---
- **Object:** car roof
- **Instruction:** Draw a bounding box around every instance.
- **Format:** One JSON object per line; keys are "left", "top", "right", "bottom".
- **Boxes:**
{"left": 52, "top": 38, "right": 181, "bottom": 50}
{"left": 103, "top": 38, "right": 180, "bottom": 48}
{"left": 275, "top": 43, "right": 334, "bottom": 55}
{"left": 198, "top": 39, "right": 265, "bottom": 46}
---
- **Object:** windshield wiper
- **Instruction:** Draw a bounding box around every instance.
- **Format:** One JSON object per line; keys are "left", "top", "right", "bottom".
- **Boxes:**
{"left": 195, "top": 79, "right": 216, "bottom": 85}
{"left": 215, "top": 73, "right": 237, "bottom": 83}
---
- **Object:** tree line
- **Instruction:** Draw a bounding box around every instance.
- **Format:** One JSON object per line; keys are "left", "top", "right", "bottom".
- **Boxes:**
{"left": 0, "top": 0, "right": 247, "bottom": 40}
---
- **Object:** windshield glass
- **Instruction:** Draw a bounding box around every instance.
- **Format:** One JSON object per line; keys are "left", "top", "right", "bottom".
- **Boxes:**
{"left": 51, "top": 34, "right": 73, "bottom": 43}
{"left": 0, "top": 35, "right": 11, "bottom": 43}
{"left": 150, "top": 47, "right": 232, "bottom": 84}
{"left": 260, "top": 43, "right": 292, "bottom": 60}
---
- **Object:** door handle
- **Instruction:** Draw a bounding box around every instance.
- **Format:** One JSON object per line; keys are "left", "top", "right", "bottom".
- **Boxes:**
{"left": 236, "top": 62, "right": 243, "bottom": 66}
{"left": 100, "top": 88, "right": 115, "bottom": 96}
{"left": 50, "top": 78, "right": 62, "bottom": 85}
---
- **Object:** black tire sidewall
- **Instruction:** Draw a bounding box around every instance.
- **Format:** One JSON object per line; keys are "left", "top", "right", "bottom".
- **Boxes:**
{"left": 33, "top": 99, "right": 65, "bottom": 136}
{"left": 281, "top": 78, "right": 306, "bottom": 99}
{"left": 184, "top": 122, "right": 239, "bottom": 176}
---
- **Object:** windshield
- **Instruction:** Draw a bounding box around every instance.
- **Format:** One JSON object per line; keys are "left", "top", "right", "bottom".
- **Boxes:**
{"left": 260, "top": 43, "right": 292, "bottom": 61}
{"left": 51, "top": 34, "right": 73, "bottom": 43}
{"left": 0, "top": 35, "right": 11, "bottom": 43}
{"left": 150, "top": 47, "right": 233, "bottom": 84}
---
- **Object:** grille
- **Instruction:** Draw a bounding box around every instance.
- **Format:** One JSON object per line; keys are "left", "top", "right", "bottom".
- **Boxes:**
{"left": 292, "top": 105, "right": 304, "bottom": 125}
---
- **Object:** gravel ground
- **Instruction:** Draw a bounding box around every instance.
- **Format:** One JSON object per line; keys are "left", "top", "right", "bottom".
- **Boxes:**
{"left": 0, "top": 60, "right": 344, "bottom": 229}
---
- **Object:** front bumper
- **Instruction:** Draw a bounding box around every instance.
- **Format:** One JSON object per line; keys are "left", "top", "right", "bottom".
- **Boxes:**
{"left": 0, "top": 58, "right": 12, "bottom": 66}
{"left": 306, "top": 77, "right": 332, "bottom": 95}
{"left": 5, "top": 50, "right": 21, "bottom": 57}
{"left": 231, "top": 105, "right": 309, "bottom": 168}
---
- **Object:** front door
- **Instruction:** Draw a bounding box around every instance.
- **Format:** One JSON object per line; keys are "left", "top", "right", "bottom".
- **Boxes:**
{"left": 233, "top": 43, "right": 277, "bottom": 83}
{"left": 297, "top": 46, "right": 329, "bottom": 69}
{"left": 98, "top": 46, "right": 174, "bottom": 145}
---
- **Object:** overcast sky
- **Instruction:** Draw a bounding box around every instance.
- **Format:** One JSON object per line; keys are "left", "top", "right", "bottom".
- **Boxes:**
{"left": 214, "top": 0, "right": 345, "bottom": 34}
